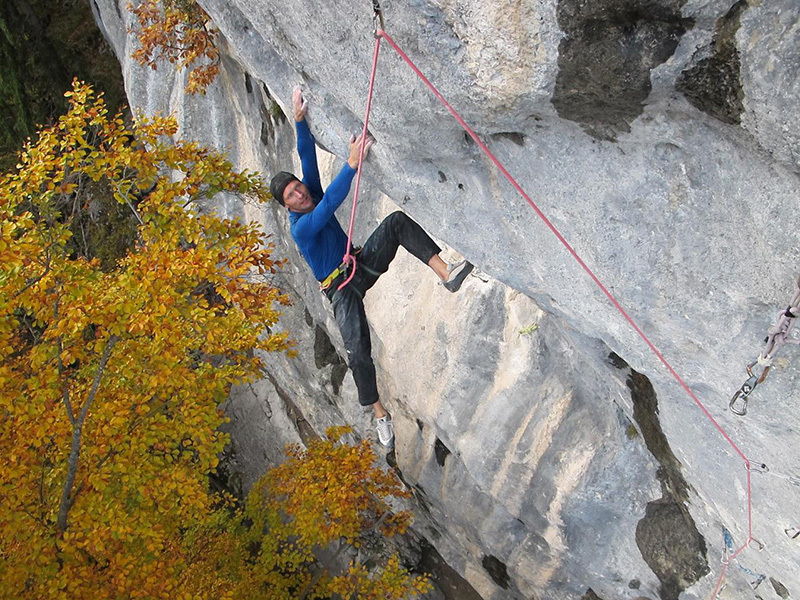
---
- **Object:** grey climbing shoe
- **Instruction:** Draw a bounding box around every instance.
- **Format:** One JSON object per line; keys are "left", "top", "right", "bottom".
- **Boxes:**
{"left": 443, "top": 260, "right": 474, "bottom": 292}
{"left": 376, "top": 414, "right": 395, "bottom": 448}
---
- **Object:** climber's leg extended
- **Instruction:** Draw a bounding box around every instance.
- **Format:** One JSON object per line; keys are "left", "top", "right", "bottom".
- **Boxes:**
{"left": 327, "top": 283, "right": 393, "bottom": 446}
{"left": 359, "top": 211, "right": 472, "bottom": 292}
{"left": 428, "top": 256, "right": 474, "bottom": 292}
{"left": 359, "top": 211, "right": 440, "bottom": 279}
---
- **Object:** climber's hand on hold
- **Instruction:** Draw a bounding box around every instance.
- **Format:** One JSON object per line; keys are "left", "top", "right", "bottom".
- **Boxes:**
{"left": 292, "top": 86, "right": 308, "bottom": 122}
{"left": 348, "top": 132, "right": 376, "bottom": 169}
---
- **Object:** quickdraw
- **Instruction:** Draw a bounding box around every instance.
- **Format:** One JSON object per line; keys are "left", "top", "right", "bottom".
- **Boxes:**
{"left": 730, "top": 276, "right": 800, "bottom": 415}
{"left": 728, "top": 359, "right": 770, "bottom": 416}
{"left": 749, "top": 460, "right": 800, "bottom": 488}
{"left": 721, "top": 528, "right": 766, "bottom": 590}
{"left": 372, "top": 0, "right": 385, "bottom": 33}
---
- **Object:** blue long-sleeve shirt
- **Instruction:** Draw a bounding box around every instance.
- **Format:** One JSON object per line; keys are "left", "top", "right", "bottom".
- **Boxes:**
{"left": 288, "top": 120, "right": 356, "bottom": 281}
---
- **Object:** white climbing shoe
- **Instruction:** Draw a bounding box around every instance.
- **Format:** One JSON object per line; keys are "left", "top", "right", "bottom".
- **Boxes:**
{"left": 443, "top": 260, "right": 474, "bottom": 292}
{"left": 376, "top": 414, "right": 395, "bottom": 448}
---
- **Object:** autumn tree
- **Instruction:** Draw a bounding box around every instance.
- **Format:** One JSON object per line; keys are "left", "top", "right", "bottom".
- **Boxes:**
{"left": 0, "top": 80, "right": 288, "bottom": 598}
{"left": 129, "top": 0, "right": 220, "bottom": 94}
{"left": 223, "top": 426, "right": 431, "bottom": 600}
{"left": 0, "top": 81, "right": 430, "bottom": 599}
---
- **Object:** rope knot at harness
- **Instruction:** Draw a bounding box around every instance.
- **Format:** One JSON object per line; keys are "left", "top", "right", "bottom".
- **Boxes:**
{"left": 340, "top": 253, "right": 357, "bottom": 282}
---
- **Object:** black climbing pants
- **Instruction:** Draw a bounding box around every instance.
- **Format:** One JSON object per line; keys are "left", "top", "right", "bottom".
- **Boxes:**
{"left": 323, "top": 211, "right": 441, "bottom": 406}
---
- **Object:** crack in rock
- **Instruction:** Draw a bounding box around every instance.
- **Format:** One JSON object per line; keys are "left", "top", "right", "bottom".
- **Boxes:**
{"left": 610, "top": 353, "right": 709, "bottom": 600}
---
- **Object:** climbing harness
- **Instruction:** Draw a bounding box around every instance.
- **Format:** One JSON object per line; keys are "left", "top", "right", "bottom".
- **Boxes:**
{"left": 320, "top": 247, "right": 362, "bottom": 291}
{"left": 729, "top": 276, "right": 800, "bottom": 415}
{"left": 346, "top": 4, "right": 783, "bottom": 595}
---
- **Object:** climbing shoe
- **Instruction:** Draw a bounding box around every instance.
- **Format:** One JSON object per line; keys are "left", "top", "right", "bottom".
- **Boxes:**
{"left": 443, "top": 260, "right": 474, "bottom": 293}
{"left": 376, "top": 414, "right": 395, "bottom": 448}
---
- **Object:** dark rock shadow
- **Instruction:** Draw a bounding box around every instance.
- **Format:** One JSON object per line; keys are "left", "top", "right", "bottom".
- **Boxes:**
{"left": 553, "top": 0, "right": 693, "bottom": 140}
{"left": 609, "top": 353, "right": 709, "bottom": 600}
{"left": 676, "top": 0, "right": 748, "bottom": 125}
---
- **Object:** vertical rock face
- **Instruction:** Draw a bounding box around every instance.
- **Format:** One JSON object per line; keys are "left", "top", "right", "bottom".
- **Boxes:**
{"left": 91, "top": 1, "right": 799, "bottom": 598}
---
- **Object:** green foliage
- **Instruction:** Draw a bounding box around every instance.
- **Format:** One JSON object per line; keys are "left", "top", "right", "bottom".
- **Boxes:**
{"left": 0, "top": 0, "right": 125, "bottom": 172}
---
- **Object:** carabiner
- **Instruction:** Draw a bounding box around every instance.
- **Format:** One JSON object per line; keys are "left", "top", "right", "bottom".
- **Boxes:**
{"left": 729, "top": 371, "right": 758, "bottom": 415}
{"left": 749, "top": 359, "right": 771, "bottom": 385}
{"left": 372, "top": 0, "right": 385, "bottom": 33}
{"left": 729, "top": 389, "right": 749, "bottom": 416}
{"left": 729, "top": 360, "right": 770, "bottom": 416}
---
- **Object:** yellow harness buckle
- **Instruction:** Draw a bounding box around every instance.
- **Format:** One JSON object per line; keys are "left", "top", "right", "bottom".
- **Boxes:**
{"left": 320, "top": 266, "right": 343, "bottom": 290}
{"left": 319, "top": 247, "right": 362, "bottom": 291}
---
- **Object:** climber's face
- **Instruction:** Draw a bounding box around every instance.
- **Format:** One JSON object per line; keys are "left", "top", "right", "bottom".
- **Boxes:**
{"left": 283, "top": 180, "right": 314, "bottom": 213}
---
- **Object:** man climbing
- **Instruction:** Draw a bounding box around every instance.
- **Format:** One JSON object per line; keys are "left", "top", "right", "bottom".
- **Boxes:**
{"left": 270, "top": 87, "right": 473, "bottom": 448}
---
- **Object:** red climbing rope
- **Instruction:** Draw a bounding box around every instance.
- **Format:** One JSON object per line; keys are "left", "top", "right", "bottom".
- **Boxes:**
{"left": 339, "top": 34, "right": 382, "bottom": 290}
{"left": 363, "top": 26, "right": 758, "bottom": 597}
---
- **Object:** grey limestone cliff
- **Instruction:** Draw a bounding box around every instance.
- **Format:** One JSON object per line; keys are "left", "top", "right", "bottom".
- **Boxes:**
{"left": 91, "top": 0, "right": 799, "bottom": 598}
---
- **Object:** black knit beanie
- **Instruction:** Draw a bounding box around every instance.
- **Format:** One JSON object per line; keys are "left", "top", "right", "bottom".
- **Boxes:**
{"left": 269, "top": 171, "right": 299, "bottom": 206}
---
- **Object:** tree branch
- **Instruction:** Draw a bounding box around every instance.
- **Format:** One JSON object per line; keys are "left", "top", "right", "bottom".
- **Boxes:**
{"left": 54, "top": 296, "right": 76, "bottom": 427}
{"left": 111, "top": 181, "right": 144, "bottom": 226}
{"left": 57, "top": 337, "right": 75, "bottom": 427}
{"left": 296, "top": 511, "right": 391, "bottom": 600}
{"left": 13, "top": 252, "right": 52, "bottom": 299}
{"left": 57, "top": 334, "right": 119, "bottom": 532}
{"left": 71, "top": 446, "right": 120, "bottom": 502}
{"left": 297, "top": 539, "right": 348, "bottom": 600}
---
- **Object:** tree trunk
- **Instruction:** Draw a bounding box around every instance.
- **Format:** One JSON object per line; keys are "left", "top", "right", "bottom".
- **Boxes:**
{"left": 57, "top": 335, "right": 118, "bottom": 532}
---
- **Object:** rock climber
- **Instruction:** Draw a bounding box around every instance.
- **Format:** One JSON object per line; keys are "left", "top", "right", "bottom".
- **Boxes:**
{"left": 270, "top": 87, "right": 473, "bottom": 448}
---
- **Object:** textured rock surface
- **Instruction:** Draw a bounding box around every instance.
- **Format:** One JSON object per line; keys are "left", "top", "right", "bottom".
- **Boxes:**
{"left": 92, "top": 0, "right": 799, "bottom": 598}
